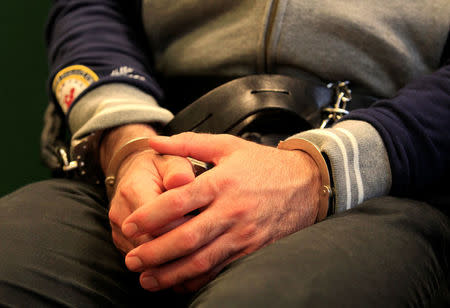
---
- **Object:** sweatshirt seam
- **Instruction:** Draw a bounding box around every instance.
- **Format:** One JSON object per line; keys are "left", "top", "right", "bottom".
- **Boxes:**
{"left": 263, "top": 0, "right": 280, "bottom": 73}
{"left": 266, "top": 0, "right": 288, "bottom": 73}
{"left": 258, "top": 0, "right": 277, "bottom": 73}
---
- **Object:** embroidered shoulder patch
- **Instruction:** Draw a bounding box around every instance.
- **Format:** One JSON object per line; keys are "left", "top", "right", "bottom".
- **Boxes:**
{"left": 52, "top": 65, "right": 99, "bottom": 114}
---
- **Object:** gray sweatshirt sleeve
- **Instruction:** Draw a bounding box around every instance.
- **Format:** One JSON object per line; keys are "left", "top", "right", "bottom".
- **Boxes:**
{"left": 68, "top": 83, "right": 174, "bottom": 143}
{"left": 289, "top": 120, "right": 392, "bottom": 213}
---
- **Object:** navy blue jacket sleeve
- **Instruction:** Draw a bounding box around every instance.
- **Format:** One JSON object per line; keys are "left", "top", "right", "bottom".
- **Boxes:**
{"left": 346, "top": 61, "right": 450, "bottom": 199}
{"left": 46, "top": 0, "right": 163, "bottom": 108}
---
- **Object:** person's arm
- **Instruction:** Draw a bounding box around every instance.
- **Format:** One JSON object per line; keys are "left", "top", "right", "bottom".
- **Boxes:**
{"left": 292, "top": 61, "right": 450, "bottom": 212}
{"left": 46, "top": 0, "right": 173, "bottom": 141}
{"left": 46, "top": 0, "right": 195, "bottom": 254}
{"left": 348, "top": 64, "right": 450, "bottom": 197}
{"left": 118, "top": 40, "right": 450, "bottom": 293}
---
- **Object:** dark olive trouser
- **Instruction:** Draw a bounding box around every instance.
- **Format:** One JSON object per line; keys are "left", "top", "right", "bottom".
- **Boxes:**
{"left": 0, "top": 179, "right": 448, "bottom": 307}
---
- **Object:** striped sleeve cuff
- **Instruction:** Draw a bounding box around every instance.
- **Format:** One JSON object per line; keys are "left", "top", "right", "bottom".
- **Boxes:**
{"left": 69, "top": 83, "right": 174, "bottom": 141}
{"left": 289, "top": 120, "right": 392, "bottom": 213}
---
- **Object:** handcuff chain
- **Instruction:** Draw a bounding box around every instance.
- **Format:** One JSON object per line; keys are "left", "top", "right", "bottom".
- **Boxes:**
{"left": 320, "top": 81, "right": 352, "bottom": 129}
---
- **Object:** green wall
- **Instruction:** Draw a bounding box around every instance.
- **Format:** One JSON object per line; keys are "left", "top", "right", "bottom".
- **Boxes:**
{"left": 0, "top": 2, "right": 52, "bottom": 196}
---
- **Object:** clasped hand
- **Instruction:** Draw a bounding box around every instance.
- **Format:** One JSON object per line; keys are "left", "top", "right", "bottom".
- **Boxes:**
{"left": 111, "top": 132, "right": 320, "bottom": 292}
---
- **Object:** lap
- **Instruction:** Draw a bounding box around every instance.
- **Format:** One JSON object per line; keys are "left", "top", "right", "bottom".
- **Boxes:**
{"left": 0, "top": 181, "right": 448, "bottom": 307}
{"left": 193, "top": 197, "right": 450, "bottom": 307}
{"left": 0, "top": 179, "right": 183, "bottom": 307}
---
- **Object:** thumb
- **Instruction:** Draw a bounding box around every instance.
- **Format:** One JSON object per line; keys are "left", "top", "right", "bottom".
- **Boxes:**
{"left": 148, "top": 132, "right": 239, "bottom": 164}
{"left": 154, "top": 154, "right": 195, "bottom": 190}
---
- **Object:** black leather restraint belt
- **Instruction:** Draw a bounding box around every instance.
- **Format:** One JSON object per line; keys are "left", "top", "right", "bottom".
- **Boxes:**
{"left": 164, "top": 74, "right": 335, "bottom": 137}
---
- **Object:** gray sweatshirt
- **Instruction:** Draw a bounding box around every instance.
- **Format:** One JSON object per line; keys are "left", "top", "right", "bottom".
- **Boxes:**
{"left": 65, "top": 0, "right": 450, "bottom": 212}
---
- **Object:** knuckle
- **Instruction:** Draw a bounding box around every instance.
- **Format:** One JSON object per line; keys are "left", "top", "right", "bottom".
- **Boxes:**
{"left": 116, "top": 179, "right": 139, "bottom": 203}
{"left": 191, "top": 255, "right": 212, "bottom": 274}
{"left": 214, "top": 175, "right": 235, "bottom": 191}
{"left": 167, "top": 190, "right": 187, "bottom": 216}
{"left": 179, "top": 131, "right": 196, "bottom": 141}
{"left": 202, "top": 175, "right": 230, "bottom": 199}
{"left": 158, "top": 271, "right": 185, "bottom": 289}
{"left": 181, "top": 132, "right": 196, "bottom": 153}
{"left": 237, "top": 223, "right": 258, "bottom": 242}
{"left": 178, "top": 132, "right": 196, "bottom": 148}
{"left": 108, "top": 206, "right": 120, "bottom": 225}
{"left": 155, "top": 275, "right": 171, "bottom": 289}
{"left": 218, "top": 133, "right": 235, "bottom": 142}
{"left": 218, "top": 133, "right": 241, "bottom": 148}
{"left": 179, "top": 231, "right": 200, "bottom": 252}
{"left": 225, "top": 206, "right": 248, "bottom": 223}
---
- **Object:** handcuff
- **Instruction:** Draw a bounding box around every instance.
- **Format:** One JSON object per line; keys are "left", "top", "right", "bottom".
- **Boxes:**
{"left": 57, "top": 131, "right": 104, "bottom": 185}
{"left": 276, "top": 81, "right": 351, "bottom": 220}
{"left": 103, "top": 137, "right": 210, "bottom": 198}
{"left": 59, "top": 81, "right": 351, "bottom": 220}
{"left": 277, "top": 138, "right": 335, "bottom": 222}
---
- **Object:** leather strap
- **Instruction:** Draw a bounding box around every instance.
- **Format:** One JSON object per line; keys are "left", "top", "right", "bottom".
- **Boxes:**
{"left": 165, "top": 74, "right": 333, "bottom": 136}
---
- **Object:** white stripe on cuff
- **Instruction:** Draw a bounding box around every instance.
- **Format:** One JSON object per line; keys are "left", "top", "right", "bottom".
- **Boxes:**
{"left": 336, "top": 127, "right": 365, "bottom": 204}
{"left": 309, "top": 130, "right": 352, "bottom": 210}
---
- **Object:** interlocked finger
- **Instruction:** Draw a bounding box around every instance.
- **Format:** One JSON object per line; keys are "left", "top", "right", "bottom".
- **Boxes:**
{"left": 125, "top": 208, "right": 232, "bottom": 272}
{"left": 137, "top": 232, "right": 244, "bottom": 291}
{"left": 121, "top": 175, "right": 216, "bottom": 238}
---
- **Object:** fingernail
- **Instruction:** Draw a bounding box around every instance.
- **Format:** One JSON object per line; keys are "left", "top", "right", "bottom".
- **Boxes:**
{"left": 142, "top": 275, "right": 159, "bottom": 291}
{"left": 125, "top": 255, "right": 143, "bottom": 271}
{"left": 122, "top": 223, "right": 138, "bottom": 237}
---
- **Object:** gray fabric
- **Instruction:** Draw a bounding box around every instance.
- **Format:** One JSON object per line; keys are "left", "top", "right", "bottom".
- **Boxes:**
{"left": 69, "top": 84, "right": 173, "bottom": 141}
{"left": 64, "top": 1, "right": 441, "bottom": 213}
{"left": 142, "top": 0, "right": 272, "bottom": 76}
{"left": 0, "top": 179, "right": 188, "bottom": 307}
{"left": 290, "top": 120, "right": 391, "bottom": 212}
{"left": 191, "top": 197, "right": 450, "bottom": 307}
{"left": 1, "top": 180, "right": 448, "bottom": 306}
{"left": 67, "top": 0, "right": 448, "bottom": 183}
{"left": 143, "top": 0, "right": 449, "bottom": 98}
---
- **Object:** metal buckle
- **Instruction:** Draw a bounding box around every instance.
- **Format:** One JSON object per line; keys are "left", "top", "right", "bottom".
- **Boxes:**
{"left": 58, "top": 147, "right": 79, "bottom": 172}
{"left": 54, "top": 132, "right": 103, "bottom": 185}
{"left": 320, "top": 81, "right": 352, "bottom": 129}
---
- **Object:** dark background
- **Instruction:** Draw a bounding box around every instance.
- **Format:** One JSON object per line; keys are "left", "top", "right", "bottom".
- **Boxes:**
{"left": 0, "top": 2, "right": 52, "bottom": 196}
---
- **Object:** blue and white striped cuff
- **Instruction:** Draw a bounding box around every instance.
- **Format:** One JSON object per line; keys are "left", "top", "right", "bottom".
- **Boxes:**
{"left": 289, "top": 120, "right": 392, "bottom": 213}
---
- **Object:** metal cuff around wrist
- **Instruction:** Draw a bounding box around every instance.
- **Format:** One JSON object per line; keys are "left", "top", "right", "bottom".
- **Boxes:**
{"left": 104, "top": 137, "right": 154, "bottom": 197}
{"left": 277, "top": 138, "right": 335, "bottom": 222}
{"left": 104, "top": 137, "right": 211, "bottom": 198}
